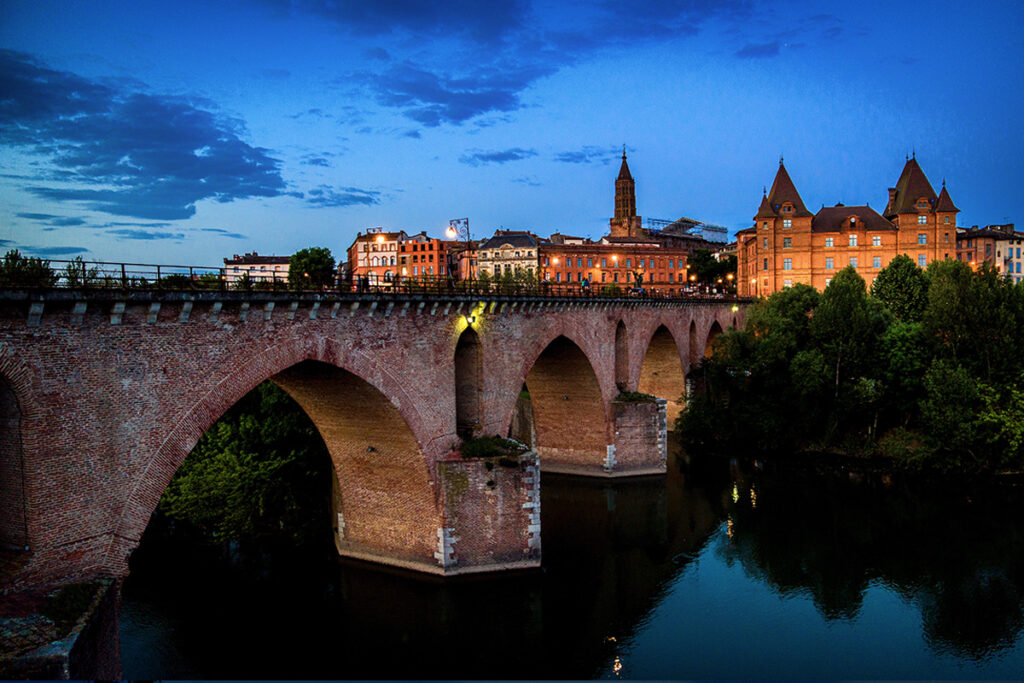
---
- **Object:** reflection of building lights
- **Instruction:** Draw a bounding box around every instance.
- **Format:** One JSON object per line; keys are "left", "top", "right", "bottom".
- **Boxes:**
{"left": 750, "top": 488, "right": 757, "bottom": 509}
{"left": 726, "top": 517, "right": 734, "bottom": 539}
{"left": 613, "top": 656, "right": 623, "bottom": 676}
{"left": 731, "top": 484, "right": 739, "bottom": 504}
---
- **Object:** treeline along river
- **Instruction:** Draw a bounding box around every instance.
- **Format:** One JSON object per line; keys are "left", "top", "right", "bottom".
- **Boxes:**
{"left": 120, "top": 442, "right": 1024, "bottom": 679}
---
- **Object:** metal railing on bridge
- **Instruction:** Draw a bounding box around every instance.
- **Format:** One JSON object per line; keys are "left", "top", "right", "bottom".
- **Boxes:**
{"left": 0, "top": 258, "right": 744, "bottom": 302}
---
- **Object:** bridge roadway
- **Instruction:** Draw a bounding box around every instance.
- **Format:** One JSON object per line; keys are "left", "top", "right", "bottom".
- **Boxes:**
{"left": 0, "top": 289, "right": 745, "bottom": 589}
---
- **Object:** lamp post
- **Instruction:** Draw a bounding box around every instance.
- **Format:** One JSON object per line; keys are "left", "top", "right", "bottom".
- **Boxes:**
{"left": 447, "top": 218, "right": 471, "bottom": 281}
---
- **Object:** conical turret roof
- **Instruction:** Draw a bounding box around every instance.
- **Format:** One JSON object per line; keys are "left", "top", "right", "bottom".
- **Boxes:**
{"left": 765, "top": 161, "right": 812, "bottom": 217}
{"left": 885, "top": 157, "right": 938, "bottom": 218}
{"left": 935, "top": 183, "right": 959, "bottom": 213}
{"left": 617, "top": 151, "right": 633, "bottom": 181}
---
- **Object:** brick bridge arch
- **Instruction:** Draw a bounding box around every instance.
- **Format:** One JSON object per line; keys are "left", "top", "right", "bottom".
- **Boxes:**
{"left": 0, "top": 345, "right": 36, "bottom": 552}
{"left": 106, "top": 334, "right": 440, "bottom": 577}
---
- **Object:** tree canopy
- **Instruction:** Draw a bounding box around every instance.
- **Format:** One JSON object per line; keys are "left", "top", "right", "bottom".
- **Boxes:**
{"left": 679, "top": 257, "right": 1024, "bottom": 473}
{"left": 289, "top": 247, "right": 336, "bottom": 289}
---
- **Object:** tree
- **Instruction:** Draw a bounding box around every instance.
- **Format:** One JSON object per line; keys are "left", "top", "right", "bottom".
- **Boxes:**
{"left": 289, "top": 247, "right": 335, "bottom": 290}
{"left": 159, "top": 382, "right": 333, "bottom": 542}
{"left": 871, "top": 254, "right": 928, "bottom": 322}
{"left": 63, "top": 256, "right": 99, "bottom": 288}
{"left": 0, "top": 249, "right": 58, "bottom": 288}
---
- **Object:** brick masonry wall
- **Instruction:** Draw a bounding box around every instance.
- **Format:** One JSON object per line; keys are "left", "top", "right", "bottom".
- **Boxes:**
{"left": 437, "top": 452, "right": 540, "bottom": 572}
{"left": 611, "top": 399, "right": 668, "bottom": 475}
{"left": 0, "top": 292, "right": 744, "bottom": 588}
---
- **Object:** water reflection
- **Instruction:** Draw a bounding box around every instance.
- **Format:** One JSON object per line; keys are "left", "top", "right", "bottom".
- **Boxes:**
{"left": 120, "top": 448, "right": 1024, "bottom": 678}
{"left": 721, "top": 459, "right": 1024, "bottom": 660}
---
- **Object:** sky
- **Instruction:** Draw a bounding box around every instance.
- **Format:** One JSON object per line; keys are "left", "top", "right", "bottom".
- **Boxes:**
{"left": 2, "top": 0, "right": 1023, "bottom": 267}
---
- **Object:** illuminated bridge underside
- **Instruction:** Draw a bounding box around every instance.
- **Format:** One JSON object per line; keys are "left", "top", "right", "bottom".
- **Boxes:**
{"left": 0, "top": 291, "right": 744, "bottom": 588}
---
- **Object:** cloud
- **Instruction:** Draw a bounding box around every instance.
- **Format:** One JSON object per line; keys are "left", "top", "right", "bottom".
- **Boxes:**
{"left": 364, "top": 47, "right": 390, "bottom": 61}
{"left": 290, "top": 108, "right": 333, "bottom": 119}
{"left": 20, "top": 245, "right": 90, "bottom": 256}
{"left": 301, "top": 155, "right": 332, "bottom": 167}
{"left": 0, "top": 50, "right": 288, "bottom": 220}
{"left": 512, "top": 176, "right": 541, "bottom": 186}
{"left": 363, "top": 63, "right": 553, "bottom": 127}
{"left": 106, "top": 228, "right": 186, "bottom": 240}
{"left": 554, "top": 146, "right": 618, "bottom": 165}
{"left": 735, "top": 41, "right": 780, "bottom": 58}
{"left": 50, "top": 217, "right": 86, "bottom": 226}
{"left": 403, "top": 129, "right": 422, "bottom": 139}
{"left": 199, "top": 227, "right": 248, "bottom": 239}
{"left": 16, "top": 212, "right": 60, "bottom": 220}
{"left": 305, "top": 184, "right": 381, "bottom": 207}
{"left": 459, "top": 147, "right": 537, "bottom": 166}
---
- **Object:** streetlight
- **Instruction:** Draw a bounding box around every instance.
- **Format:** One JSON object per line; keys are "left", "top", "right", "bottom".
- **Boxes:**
{"left": 447, "top": 218, "right": 471, "bottom": 280}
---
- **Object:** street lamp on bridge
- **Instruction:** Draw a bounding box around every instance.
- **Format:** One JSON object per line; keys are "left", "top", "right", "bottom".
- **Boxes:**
{"left": 447, "top": 218, "right": 471, "bottom": 280}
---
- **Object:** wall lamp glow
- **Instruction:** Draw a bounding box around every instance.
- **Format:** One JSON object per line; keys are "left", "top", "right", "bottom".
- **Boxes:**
{"left": 465, "top": 314, "right": 476, "bottom": 325}
{"left": 731, "top": 304, "right": 740, "bottom": 313}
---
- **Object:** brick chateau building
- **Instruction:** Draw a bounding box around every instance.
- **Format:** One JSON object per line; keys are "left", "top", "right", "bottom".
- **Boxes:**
{"left": 737, "top": 157, "right": 960, "bottom": 296}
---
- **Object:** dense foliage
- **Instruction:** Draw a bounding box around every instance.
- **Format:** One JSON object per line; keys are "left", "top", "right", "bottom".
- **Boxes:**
{"left": 288, "top": 246, "right": 336, "bottom": 289}
{"left": 0, "top": 249, "right": 58, "bottom": 287}
{"left": 678, "top": 260, "right": 1024, "bottom": 472}
{"left": 159, "top": 382, "right": 334, "bottom": 541}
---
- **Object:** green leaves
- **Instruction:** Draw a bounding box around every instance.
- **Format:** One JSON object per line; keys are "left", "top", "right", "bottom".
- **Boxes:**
{"left": 679, "top": 258, "right": 1024, "bottom": 472}
{"left": 159, "top": 382, "right": 333, "bottom": 542}
{"left": 288, "top": 246, "right": 336, "bottom": 290}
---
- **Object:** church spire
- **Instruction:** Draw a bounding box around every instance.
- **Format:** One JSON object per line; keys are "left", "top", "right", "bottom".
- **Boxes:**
{"left": 610, "top": 147, "right": 642, "bottom": 237}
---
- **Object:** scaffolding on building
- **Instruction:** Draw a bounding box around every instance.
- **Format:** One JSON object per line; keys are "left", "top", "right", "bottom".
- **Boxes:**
{"left": 645, "top": 217, "right": 729, "bottom": 243}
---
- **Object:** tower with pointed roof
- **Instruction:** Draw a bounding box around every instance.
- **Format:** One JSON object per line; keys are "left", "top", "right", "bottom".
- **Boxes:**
{"left": 610, "top": 149, "right": 644, "bottom": 238}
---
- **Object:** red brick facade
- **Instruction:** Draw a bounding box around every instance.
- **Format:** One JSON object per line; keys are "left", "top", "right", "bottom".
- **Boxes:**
{"left": 0, "top": 291, "right": 742, "bottom": 589}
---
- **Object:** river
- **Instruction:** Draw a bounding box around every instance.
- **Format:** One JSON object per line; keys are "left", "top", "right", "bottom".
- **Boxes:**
{"left": 120, "top": 447, "right": 1024, "bottom": 679}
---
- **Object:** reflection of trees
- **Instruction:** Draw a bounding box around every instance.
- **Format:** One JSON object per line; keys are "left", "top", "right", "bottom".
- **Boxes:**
{"left": 720, "top": 462, "right": 1024, "bottom": 658}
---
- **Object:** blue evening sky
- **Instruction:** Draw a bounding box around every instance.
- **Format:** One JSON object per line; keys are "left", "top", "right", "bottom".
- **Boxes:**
{"left": 1, "top": 0, "right": 1022, "bottom": 265}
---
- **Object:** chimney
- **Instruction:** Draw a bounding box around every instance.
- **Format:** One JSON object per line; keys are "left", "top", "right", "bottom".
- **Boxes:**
{"left": 888, "top": 187, "right": 897, "bottom": 205}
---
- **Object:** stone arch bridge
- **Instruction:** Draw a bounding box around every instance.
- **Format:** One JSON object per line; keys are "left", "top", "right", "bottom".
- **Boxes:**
{"left": 0, "top": 290, "right": 744, "bottom": 588}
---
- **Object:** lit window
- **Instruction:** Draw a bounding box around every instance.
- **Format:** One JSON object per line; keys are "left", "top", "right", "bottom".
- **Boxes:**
{"left": 783, "top": 237, "right": 792, "bottom": 248}
{"left": 850, "top": 257, "right": 858, "bottom": 268}
{"left": 783, "top": 219, "right": 792, "bottom": 228}
{"left": 784, "top": 279, "right": 792, "bottom": 287}
{"left": 918, "top": 254, "right": 926, "bottom": 268}
{"left": 918, "top": 215, "right": 927, "bottom": 225}
{"left": 783, "top": 258, "right": 792, "bottom": 270}
{"left": 849, "top": 235, "right": 858, "bottom": 247}
{"left": 872, "top": 235, "right": 881, "bottom": 247}
{"left": 918, "top": 233, "right": 927, "bottom": 245}
{"left": 825, "top": 237, "right": 834, "bottom": 248}
{"left": 873, "top": 256, "right": 881, "bottom": 268}
{"left": 825, "top": 278, "right": 831, "bottom": 286}
{"left": 762, "top": 222, "right": 768, "bottom": 229}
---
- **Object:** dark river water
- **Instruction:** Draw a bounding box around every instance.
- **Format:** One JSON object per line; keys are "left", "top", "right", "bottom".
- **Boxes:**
{"left": 120, "top": 448, "right": 1024, "bottom": 679}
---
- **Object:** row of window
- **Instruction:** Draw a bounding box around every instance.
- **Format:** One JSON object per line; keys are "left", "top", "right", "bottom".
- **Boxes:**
{"left": 542, "top": 256, "right": 682, "bottom": 269}
{"left": 231, "top": 265, "right": 284, "bottom": 272}
{"left": 771, "top": 254, "right": 930, "bottom": 271}
{"left": 479, "top": 250, "right": 534, "bottom": 258}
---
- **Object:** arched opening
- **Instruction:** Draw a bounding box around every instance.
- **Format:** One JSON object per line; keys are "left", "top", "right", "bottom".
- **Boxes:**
{"left": 524, "top": 336, "right": 607, "bottom": 472}
{"left": 615, "top": 320, "right": 629, "bottom": 390}
{"left": 139, "top": 359, "right": 440, "bottom": 575}
{"left": 271, "top": 361, "right": 438, "bottom": 564}
{"left": 454, "top": 327, "right": 482, "bottom": 439}
{"left": 0, "top": 378, "right": 27, "bottom": 551}
{"left": 704, "top": 321, "right": 724, "bottom": 358}
{"left": 688, "top": 320, "right": 699, "bottom": 368}
{"left": 637, "top": 325, "right": 687, "bottom": 423}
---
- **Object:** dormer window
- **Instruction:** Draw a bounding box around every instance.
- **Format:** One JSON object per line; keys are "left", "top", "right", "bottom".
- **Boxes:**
{"left": 850, "top": 217, "right": 857, "bottom": 227}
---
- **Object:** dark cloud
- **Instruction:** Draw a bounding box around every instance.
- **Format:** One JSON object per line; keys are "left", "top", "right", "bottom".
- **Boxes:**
{"left": 50, "top": 217, "right": 86, "bottom": 226}
{"left": 735, "top": 41, "right": 780, "bottom": 58}
{"left": 403, "top": 129, "right": 421, "bottom": 139}
{"left": 555, "top": 146, "right": 618, "bottom": 165}
{"left": 512, "top": 176, "right": 541, "bottom": 187}
{"left": 15, "top": 212, "right": 59, "bottom": 220}
{"left": 290, "top": 108, "right": 333, "bottom": 119}
{"left": 459, "top": 148, "right": 537, "bottom": 166}
{"left": 364, "top": 47, "right": 391, "bottom": 61}
{"left": 100, "top": 221, "right": 174, "bottom": 228}
{"left": 0, "top": 239, "right": 14, "bottom": 246}
{"left": 199, "top": 228, "right": 248, "bottom": 239}
{"left": 0, "top": 50, "right": 288, "bottom": 220}
{"left": 106, "top": 228, "right": 186, "bottom": 241}
{"left": 301, "top": 156, "right": 332, "bottom": 167}
{"left": 20, "top": 245, "right": 89, "bottom": 256}
{"left": 275, "top": 0, "right": 528, "bottom": 42}
{"left": 305, "top": 184, "right": 381, "bottom": 207}
{"left": 364, "top": 63, "right": 553, "bottom": 127}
